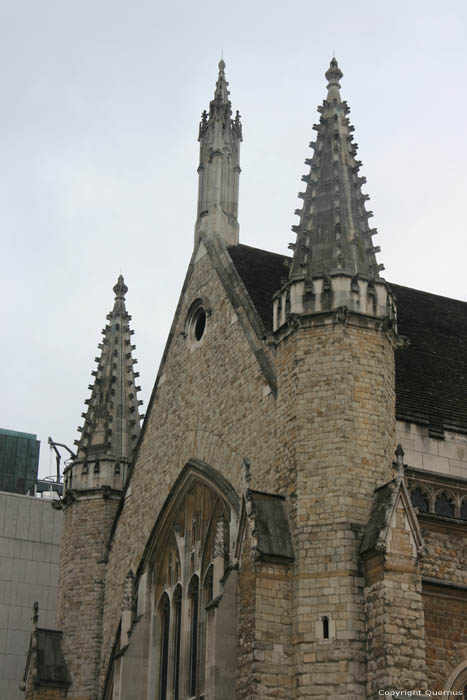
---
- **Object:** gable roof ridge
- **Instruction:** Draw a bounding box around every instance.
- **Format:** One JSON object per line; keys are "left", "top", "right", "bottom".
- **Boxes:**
{"left": 105, "top": 236, "right": 278, "bottom": 551}
{"left": 104, "top": 247, "right": 199, "bottom": 553}
{"left": 203, "top": 234, "right": 277, "bottom": 396}
{"left": 390, "top": 281, "right": 467, "bottom": 305}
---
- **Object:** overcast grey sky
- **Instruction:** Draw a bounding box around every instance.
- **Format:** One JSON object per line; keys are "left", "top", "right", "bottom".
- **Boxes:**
{"left": 1, "top": 0, "right": 466, "bottom": 479}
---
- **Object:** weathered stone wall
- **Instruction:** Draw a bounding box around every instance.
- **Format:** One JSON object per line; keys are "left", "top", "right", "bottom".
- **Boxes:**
{"left": 237, "top": 520, "right": 293, "bottom": 700}
{"left": 276, "top": 318, "right": 396, "bottom": 698}
{"left": 419, "top": 519, "right": 467, "bottom": 689}
{"left": 364, "top": 501, "right": 426, "bottom": 697}
{"left": 57, "top": 496, "right": 119, "bottom": 700}
{"left": 423, "top": 583, "right": 467, "bottom": 691}
{"left": 421, "top": 522, "right": 467, "bottom": 586}
{"left": 365, "top": 574, "right": 426, "bottom": 696}
{"left": 99, "top": 248, "right": 278, "bottom": 693}
{"left": 251, "top": 561, "right": 293, "bottom": 699}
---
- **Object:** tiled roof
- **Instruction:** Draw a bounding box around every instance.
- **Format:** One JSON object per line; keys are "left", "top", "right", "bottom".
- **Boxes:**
{"left": 228, "top": 244, "right": 289, "bottom": 333}
{"left": 228, "top": 244, "right": 467, "bottom": 437}
{"left": 391, "top": 283, "right": 467, "bottom": 437}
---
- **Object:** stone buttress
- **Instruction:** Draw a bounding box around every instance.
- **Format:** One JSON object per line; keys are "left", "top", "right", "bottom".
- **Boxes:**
{"left": 273, "top": 59, "right": 425, "bottom": 697}
{"left": 56, "top": 276, "right": 143, "bottom": 700}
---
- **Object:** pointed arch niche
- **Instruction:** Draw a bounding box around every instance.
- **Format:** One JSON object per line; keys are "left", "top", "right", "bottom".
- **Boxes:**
{"left": 145, "top": 460, "right": 240, "bottom": 700}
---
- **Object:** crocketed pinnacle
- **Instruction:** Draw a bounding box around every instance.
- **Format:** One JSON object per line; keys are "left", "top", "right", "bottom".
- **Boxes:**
{"left": 289, "top": 58, "right": 383, "bottom": 281}
{"left": 214, "top": 58, "right": 229, "bottom": 104}
{"left": 195, "top": 58, "right": 242, "bottom": 247}
{"left": 199, "top": 58, "right": 242, "bottom": 136}
{"left": 74, "top": 275, "right": 143, "bottom": 462}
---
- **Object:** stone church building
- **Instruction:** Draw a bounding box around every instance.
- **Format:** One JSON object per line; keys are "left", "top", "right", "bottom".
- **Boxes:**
{"left": 23, "top": 59, "right": 467, "bottom": 699}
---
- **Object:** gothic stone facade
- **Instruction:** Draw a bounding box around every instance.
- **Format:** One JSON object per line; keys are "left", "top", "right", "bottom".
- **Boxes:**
{"left": 23, "top": 60, "right": 467, "bottom": 700}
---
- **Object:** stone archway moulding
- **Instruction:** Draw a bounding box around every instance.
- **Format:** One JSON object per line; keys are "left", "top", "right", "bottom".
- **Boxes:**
{"left": 445, "top": 658, "right": 467, "bottom": 691}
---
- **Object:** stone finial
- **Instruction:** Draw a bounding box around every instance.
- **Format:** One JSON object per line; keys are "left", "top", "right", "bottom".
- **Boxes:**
{"left": 113, "top": 274, "right": 128, "bottom": 300}
{"left": 213, "top": 57, "right": 230, "bottom": 104}
{"left": 394, "top": 444, "right": 405, "bottom": 475}
{"left": 325, "top": 57, "right": 343, "bottom": 89}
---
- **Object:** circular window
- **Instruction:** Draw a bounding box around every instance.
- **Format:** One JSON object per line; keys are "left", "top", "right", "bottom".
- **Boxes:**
{"left": 185, "top": 298, "right": 211, "bottom": 346}
{"left": 193, "top": 308, "right": 206, "bottom": 341}
{"left": 188, "top": 304, "right": 207, "bottom": 344}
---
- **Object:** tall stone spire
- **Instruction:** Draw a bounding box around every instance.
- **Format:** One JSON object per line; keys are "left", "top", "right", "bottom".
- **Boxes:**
{"left": 67, "top": 275, "right": 143, "bottom": 491}
{"left": 274, "top": 58, "right": 396, "bottom": 331}
{"left": 194, "top": 59, "right": 242, "bottom": 248}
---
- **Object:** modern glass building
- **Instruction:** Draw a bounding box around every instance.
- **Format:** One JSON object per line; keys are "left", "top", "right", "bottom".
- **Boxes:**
{"left": 0, "top": 428, "right": 40, "bottom": 494}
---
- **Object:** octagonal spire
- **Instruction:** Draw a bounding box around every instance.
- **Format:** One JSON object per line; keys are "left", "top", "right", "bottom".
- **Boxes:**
{"left": 289, "top": 57, "right": 383, "bottom": 282}
{"left": 74, "top": 275, "right": 143, "bottom": 463}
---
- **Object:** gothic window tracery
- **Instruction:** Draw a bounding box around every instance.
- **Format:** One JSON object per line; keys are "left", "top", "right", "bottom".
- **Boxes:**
{"left": 151, "top": 476, "right": 235, "bottom": 700}
{"left": 410, "top": 487, "right": 430, "bottom": 513}
{"left": 435, "top": 491, "right": 455, "bottom": 517}
{"left": 203, "top": 564, "right": 213, "bottom": 605}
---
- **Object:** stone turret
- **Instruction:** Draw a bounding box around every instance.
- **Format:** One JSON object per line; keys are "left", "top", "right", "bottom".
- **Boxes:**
{"left": 274, "top": 59, "right": 401, "bottom": 698}
{"left": 194, "top": 59, "right": 242, "bottom": 248}
{"left": 57, "top": 276, "right": 142, "bottom": 700}
{"left": 274, "top": 57, "right": 396, "bottom": 329}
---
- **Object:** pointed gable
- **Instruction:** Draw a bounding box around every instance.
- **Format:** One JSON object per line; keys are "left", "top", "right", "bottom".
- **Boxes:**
{"left": 361, "top": 475, "right": 424, "bottom": 558}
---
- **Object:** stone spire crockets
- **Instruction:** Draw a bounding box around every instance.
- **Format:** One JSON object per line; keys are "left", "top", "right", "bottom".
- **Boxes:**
{"left": 194, "top": 59, "right": 242, "bottom": 248}
{"left": 64, "top": 275, "right": 143, "bottom": 494}
{"left": 274, "top": 58, "right": 396, "bottom": 330}
{"left": 289, "top": 57, "right": 383, "bottom": 280}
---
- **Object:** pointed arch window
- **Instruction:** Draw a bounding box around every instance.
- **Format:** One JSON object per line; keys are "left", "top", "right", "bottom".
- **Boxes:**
{"left": 188, "top": 575, "right": 199, "bottom": 697}
{"left": 410, "top": 487, "right": 429, "bottom": 513}
{"left": 172, "top": 585, "right": 182, "bottom": 700}
{"left": 435, "top": 492, "right": 455, "bottom": 517}
{"left": 148, "top": 467, "right": 239, "bottom": 700}
{"left": 158, "top": 594, "right": 170, "bottom": 700}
